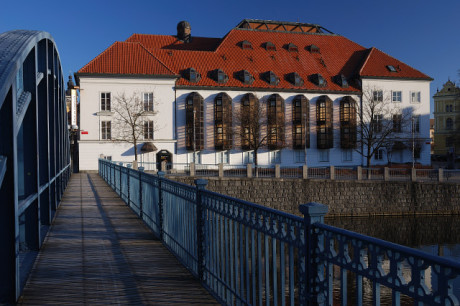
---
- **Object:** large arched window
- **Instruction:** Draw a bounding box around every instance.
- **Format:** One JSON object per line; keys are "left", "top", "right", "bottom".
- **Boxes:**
{"left": 240, "top": 93, "right": 259, "bottom": 150}
{"left": 185, "top": 92, "right": 204, "bottom": 151}
{"left": 340, "top": 96, "right": 357, "bottom": 148}
{"left": 214, "top": 93, "right": 232, "bottom": 150}
{"left": 292, "top": 95, "right": 309, "bottom": 149}
{"left": 316, "top": 95, "right": 333, "bottom": 149}
{"left": 267, "top": 94, "right": 285, "bottom": 150}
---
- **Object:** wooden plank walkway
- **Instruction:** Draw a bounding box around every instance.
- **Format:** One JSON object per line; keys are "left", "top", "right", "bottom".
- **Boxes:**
{"left": 19, "top": 173, "right": 218, "bottom": 305}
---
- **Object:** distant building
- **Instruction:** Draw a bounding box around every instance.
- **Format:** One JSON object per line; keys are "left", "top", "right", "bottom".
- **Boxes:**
{"left": 75, "top": 19, "right": 432, "bottom": 170}
{"left": 433, "top": 80, "right": 460, "bottom": 155}
{"left": 430, "top": 118, "right": 435, "bottom": 154}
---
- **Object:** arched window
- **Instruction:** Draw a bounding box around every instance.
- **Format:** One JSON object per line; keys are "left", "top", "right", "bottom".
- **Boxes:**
{"left": 292, "top": 95, "right": 309, "bottom": 149}
{"left": 446, "top": 118, "right": 453, "bottom": 130}
{"left": 214, "top": 93, "right": 232, "bottom": 150}
{"left": 316, "top": 96, "right": 333, "bottom": 149}
{"left": 267, "top": 94, "right": 285, "bottom": 150}
{"left": 340, "top": 96, "right": 357, "bottom": 148}
{"left": 240, "top": 93, "right": 259, "bottom": 150}
{"left": 185, "top": 92, "right": 204, "bottom": 151}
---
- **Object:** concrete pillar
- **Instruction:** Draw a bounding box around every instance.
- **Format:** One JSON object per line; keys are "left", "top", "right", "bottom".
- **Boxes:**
{"left": 330, "top": 166, "right": 335, "bottom": 180}
{"left": 275, "top": 164, "right": 281, "bottom": 178}
{"left": 384, "top": 167, "right": 389, "bottom": 181}
{"left": 439, "top": 168, "right": 444, "bottom": 182}
{"left": 357, "top": 166, "right": 362, "bottom": 180}
{"left": 218, "top": 163, "right": 224, "bottom": 178}
{"left": 132, "top": 160, "right": 138, "bottom": 170}
{"left": 411, "top": 168, "right": 416, "bottom": 182}
{"left": 247, "top": 164, "right": 252, "bottom": 178}
{"left": 303, "top": 165, "right": 308, "bottom": 179}
{"left": 190, "top": 162, "right": 195, "bottom": 176}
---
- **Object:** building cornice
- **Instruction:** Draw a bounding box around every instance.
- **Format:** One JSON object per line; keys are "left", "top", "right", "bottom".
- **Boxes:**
{"left": 361, "top": 76, "right": 433, "bottom": 82}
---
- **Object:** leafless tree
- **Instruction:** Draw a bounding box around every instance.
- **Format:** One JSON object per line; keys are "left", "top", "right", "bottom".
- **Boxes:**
{"left": 111, "top": 92, "right": 159, "bottom": 162}
{"left": 232, "top": 94, "right": 285, "bottom": 167}
{"left": 356, "top": 87, "right": 412, "bottom": 167}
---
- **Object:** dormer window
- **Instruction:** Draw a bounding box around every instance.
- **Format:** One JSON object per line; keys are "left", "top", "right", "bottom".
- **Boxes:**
{"left": 240, "top": 40, "right": 253, "bottom": 49}
{"left": 286, "top": 43, "right": 298, "bottom": 52}
{"left": 387, "top": 65, "right": 397, "bottom": 72}
{"left": 311, "top": 73, "right": 327, "bottom": 87}
{"left": 335, "top": 74, "right": 349, "bottom": 88}
{"left": 265, "top": 71, "right": 280, "bottom": 86}
{"left": 185, "top": 68, "right": 201, "bottom": 83}
{"left": 288, "top": 72, "right": 304, "bottom": 87}
{"left": 265, "top": 42, "right": 276, "bottom": 51}
{"left": 213, "top": 69, "right": 229, "bottom": 84}
{"left": 238, "top": 70, "right": 254, "bottom": 85}
{"left": 308, "top": 44, "right": 320, "bottom": 53}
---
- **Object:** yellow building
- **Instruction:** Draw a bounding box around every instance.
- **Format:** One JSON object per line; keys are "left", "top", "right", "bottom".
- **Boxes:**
{"left": 433, "top": 80, "right": 460, "bottom": 155}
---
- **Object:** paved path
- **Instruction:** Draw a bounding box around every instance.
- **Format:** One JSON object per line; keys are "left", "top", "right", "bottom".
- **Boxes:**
{"left": 19, "top": 173, "right": 218, "bottom": 305}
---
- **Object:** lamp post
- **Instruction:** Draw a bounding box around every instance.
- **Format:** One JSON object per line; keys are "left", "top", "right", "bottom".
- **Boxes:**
{"left": 304, "top": 113, "right": 308, "bottom": 166}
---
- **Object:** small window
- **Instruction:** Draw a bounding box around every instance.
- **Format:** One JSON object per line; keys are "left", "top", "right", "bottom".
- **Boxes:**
{"left": 412, "top": 115, "right": 420, "bottom": 133}
{"left": 373, "top": 90, "right": 383, "bottom": 102}
{"left": 392, "top": 114, "right": 402, "bottom": 132}
{"left": 373, "top": 114, "right": 383, "bottom": 133}
{"left": 265, "top": 42, "right": 276, "bottom": 51}
{"left": 446, "top": 118, "right": 453, "bottom": 130}
{"left": 241, "top": 40, "right": 253, "bottom": 49}
{"left": 342, "top": 150, "right": 352, "bottom": 162}
{"left": 286, "top": 43, "right": 298, "bottom": 52}
{"left": 392, "top": 91, "right": 402, "bottom": 103}
{"left": 410, "top": 91, "right": 421, "bottom": 103}
{"left": 101, "top": 92, "right": 111, "bottom": 111}
{"left": 295, "top": 150, "right": 305, "bottom": 163}
{"left": 214, "top": 69, "right": 228, "bottom": 84}
{"left": 101, "top": 121, "right": 111, "bottom": 140}
{"left": 143, "top": 92, "right": 154, "bottom": 111}
{"left": 186, "top": 68, "right": 201, "bottom": 83}
{"left": 270, "top": 151, "right": 281, "bottom": 164}
{"left": 289, "top": 72, "right": 304, "bottom": 87}
{"left": 387, "top": 65, "right": 397, "bottom": 72}
{"left": 308, "top": 44, "right": 320, "bottom": 53}
{"left": 319, "top": 150, "right": 329, "bottom": 162}
{"left": 144, "top": 120, "right": 154, "bottom": 140}
{"left": 446, "top": 104, "right": 453, "bottom": 112}
{"left": 335, "top": 74, "right": 348, "bottom": 88}
{"left": 375, "top": 149, "right": 384, "bottom": 160}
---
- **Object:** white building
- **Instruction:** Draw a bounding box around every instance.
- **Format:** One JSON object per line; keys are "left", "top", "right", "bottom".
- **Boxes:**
{"left": 75, "top": 19, "right": 432, "bottom": 170}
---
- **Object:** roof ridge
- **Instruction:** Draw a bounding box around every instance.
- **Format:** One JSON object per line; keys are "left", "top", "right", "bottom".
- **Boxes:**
{"left": 358, "top": 47, "right": 374, "bottom": 77}
{"left": 137, "top": 43, "right": 176, "bottom": 75}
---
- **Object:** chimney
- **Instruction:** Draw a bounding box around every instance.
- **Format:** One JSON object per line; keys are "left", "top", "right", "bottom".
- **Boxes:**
{"left": 177, "top": 21, "right": 191, "bottom": 43}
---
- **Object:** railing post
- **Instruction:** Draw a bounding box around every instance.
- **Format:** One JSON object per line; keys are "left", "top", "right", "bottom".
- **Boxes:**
{"left": 411, "top": 168, "right": 416, "bottom": 182}
{"left": 384, "top": 167, "right": 389, "bottom": 181}
{"left": 275, "top": 164, "right": 281, "bottom": 178}
{"left": 218, "top": 163, "right": 224, "bottom": 178}
{"left": 330, "top": 165, "right": 335, "bottom": 180}
{"left": 299, "top": 202, "right": 329, "bottom": 305}
{"left": 190, "top": 162, "right": 195, "bottom": 176}
{"left": 247, "top": 163, "right": 252, "bottom": 178}
{"left": 302, "top": 165, "right": 308, "bottom": 179}
{"left": 133, "top": 160, "right": 138, "bottom": 170}
{"left": 139, "top": 167, "right": 144, "bottom": 219}
{"left": 194, "top": 178, "right": 208, "bottom": 281}
{"left": 439, "top": 168, "right": 444, "bottom": 182}
{"left": 157, "top": 171, "right": 165, "bottom": 240}
{"left": 357, "top": 166, "right": 362, "bottom": 180}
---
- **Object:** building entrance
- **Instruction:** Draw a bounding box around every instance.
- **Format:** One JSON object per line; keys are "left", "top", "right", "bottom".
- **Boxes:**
{"left": 156, "top": 150, "right": 172, "bottom": 171}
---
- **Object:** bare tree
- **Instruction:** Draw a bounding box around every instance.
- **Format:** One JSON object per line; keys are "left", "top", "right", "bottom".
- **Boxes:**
{"left": 233, "top": 94, "right": 285, "bottom": 167}
{"left": 111, "top": 92, "right": 159, "bottom": 162}
{"left": 356, "top": 87, "right": 411, "bottom": 167}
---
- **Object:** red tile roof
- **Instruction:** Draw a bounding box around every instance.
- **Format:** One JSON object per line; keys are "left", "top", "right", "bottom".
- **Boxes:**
{"left": 77, "top": 21, "right": 432, "bottom": 91}
{"left": 78, "top": 41, "right": 176, "bottom": 76}
{"left": 359, "top": 47, "right": 431, "bottom": 80}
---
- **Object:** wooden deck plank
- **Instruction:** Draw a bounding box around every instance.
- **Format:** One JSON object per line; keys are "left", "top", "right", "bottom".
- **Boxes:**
{"left": 19, "top": 173, "right": 218, "bottom": 305}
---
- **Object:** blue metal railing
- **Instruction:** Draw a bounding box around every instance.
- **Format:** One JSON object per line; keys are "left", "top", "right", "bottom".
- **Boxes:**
{"left": 99, "top": 159, "right": 460, "bottom": 305}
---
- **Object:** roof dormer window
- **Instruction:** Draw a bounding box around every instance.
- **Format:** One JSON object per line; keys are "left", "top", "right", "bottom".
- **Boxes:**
{"left": 238, "top": 70, "right": 254, "bottom": 85}
{"left": 240, "top": 40, "right": 253, "bottom": 50}
{"left": 308, "top": 44, "right": 320, "bottom": 53}
{"left": 286, "top": 43, "right": 298, "bottom": 52}
{"left": 185, "top": 67, "right": 201, "bottom": 83}
{"left": 311, "top": 73, "right": 327, "bottom": 87}
{"left": 265, "top": 71, "right": 280, "bottom": 86}
{"left": 288, "top": 72, "right": 304, "bottom": 87}
{"left": 335, "top": 74, "right": 349, "bottom": 88}
{"left": 265, "top": 42, "right": 276, "bottom": 51}
{"left": 214, "top": 69, "right": 229, "bottom": 84}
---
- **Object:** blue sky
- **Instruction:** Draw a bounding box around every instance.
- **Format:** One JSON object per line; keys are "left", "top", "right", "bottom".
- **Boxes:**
{"left": 1, "top": 0, "right": 459, "bottom": 113}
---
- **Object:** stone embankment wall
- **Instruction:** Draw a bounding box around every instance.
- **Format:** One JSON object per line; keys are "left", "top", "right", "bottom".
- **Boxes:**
{"left": 169, "top": 177, "right": 460, "bottom": 217}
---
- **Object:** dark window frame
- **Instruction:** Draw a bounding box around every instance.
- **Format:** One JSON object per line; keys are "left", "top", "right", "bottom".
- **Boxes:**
{"left": 292, "top": 95, "right": 309, "bottom": 149}
{"left": 316, "top": 96, "right": 333, "bottom": 149}
{"left": 214, "top": 93, "right": 233, "bottom": 150}
{"left": 340, "top": 96, "right": 357, "bottom": 149}
{"left": 185, "top": 92, "right": 204, "bottom": 151}
{"left": 101, "top": 92, "right": 111, "bottom": 111}
{"left": 101, "top": 120, "right": 111, "bottom": 140}
{"left": 267, "top": 94, "right": 285, "bottom": 150}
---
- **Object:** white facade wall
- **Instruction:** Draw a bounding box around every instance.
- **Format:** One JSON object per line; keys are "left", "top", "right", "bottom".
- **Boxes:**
{"left": 361, "top": 78, "right": 431, "bottom": 166}
{"left": 78, "top": 76, "right": 431, "bottom": 170}
{"left": 78, "top": 76, "right": 176, "bottom": 170}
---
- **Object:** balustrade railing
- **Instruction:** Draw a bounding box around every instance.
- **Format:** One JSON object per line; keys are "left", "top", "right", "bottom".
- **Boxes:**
{"left": 99, "top": 158, "right": 460, "bottom": 305}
